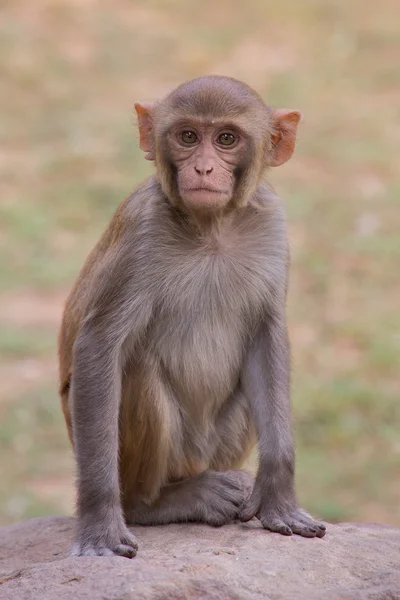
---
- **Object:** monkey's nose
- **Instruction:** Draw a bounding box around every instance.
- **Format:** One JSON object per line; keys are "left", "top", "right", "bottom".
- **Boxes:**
{"left": 194, "top": 165, "right": 214, "bottom": 176}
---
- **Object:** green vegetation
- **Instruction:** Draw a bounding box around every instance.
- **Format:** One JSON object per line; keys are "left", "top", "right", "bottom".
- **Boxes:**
{"left": 1, "top": 0, "right": 399, "bottom": 526}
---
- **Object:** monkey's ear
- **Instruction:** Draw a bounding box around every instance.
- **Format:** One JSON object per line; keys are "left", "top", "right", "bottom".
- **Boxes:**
{"left": 134, "top": 102, "right": 155, "bottom": 161}
{"left": 269, "top": 109, "right": 302, "bottom": 167}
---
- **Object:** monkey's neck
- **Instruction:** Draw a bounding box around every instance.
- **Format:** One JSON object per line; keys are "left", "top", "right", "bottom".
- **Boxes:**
{"left": 175, "top": 204, "right": 237, "bottom": 236}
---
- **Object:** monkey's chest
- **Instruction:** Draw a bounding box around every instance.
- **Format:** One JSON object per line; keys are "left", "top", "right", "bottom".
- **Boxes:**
{"left": 148, "top": 252, "right": 271, "bottom": 400}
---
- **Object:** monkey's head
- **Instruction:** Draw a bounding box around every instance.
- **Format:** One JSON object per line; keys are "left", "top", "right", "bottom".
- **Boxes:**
{"left": 135, "top": 76, "right": 301, "bottom": 212}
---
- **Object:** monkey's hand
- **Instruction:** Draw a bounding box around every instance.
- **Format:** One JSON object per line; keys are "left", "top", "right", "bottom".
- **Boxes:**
{"left": 239, "top": 479, "right": 326, "bottom": 538}
{"left": 71, "top": 517, "right": 139, "bottom": 558}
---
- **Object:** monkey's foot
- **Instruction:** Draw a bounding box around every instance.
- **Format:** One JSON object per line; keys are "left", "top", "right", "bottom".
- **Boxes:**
{"left": 128, "top": 469, "right": 254, "bottom": 527}
{"left": 71, "top": 524, "right": 139, "bottom": 558}
{"left": 199, "top": 470, "right": 254, "bottom": 526}
{"left": 240, "top": 504, "right": 326, "bottom": 538}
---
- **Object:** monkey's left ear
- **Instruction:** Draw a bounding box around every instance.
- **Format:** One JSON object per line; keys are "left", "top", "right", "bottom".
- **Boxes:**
{"left": 269, "top": 109, "right": 302, "bottom": 167}
{"left": 134, "top": 103, "right": 155, "bottom": 161}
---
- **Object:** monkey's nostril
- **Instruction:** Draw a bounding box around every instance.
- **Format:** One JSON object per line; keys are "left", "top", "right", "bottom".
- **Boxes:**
{"left": 194, "top": 165, "right": 213, "bottom": 176}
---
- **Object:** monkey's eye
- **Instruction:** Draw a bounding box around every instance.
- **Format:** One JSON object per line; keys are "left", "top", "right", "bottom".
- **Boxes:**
{"left": 181, "top": 131, "right": 198, "bottom": 144}
{"left": 217, "top": 132, "right": 236, "bottom": 146}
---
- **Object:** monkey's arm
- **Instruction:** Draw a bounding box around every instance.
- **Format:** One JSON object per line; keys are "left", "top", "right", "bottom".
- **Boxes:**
{"left": 239, "top": 315, "right": 326, "bottom": 538}
{"left": 70, "top": 245, "right": 153, "bottom": 557}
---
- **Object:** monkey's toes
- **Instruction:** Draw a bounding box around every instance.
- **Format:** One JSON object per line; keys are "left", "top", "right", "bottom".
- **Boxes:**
{"left": 236, "top": 470, "right": 255, "bottom": 503}
{"left": 238, "top": 496, "right": 259, "bottom": 522}
{"left": 222, "top": 470, "right": 254, "bottom": 505}
{"left": 199, "top": 470, "right": 254, "bottom": 526}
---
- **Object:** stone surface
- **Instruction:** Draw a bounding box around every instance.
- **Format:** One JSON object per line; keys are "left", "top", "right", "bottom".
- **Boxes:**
{"left": 0, "top": 517, "right": 399, "bottom": 599}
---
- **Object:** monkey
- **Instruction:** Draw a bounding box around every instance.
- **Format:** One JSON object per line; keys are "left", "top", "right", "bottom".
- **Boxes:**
{"left": 58, "top": 75, "right": 326, "bottom": 559}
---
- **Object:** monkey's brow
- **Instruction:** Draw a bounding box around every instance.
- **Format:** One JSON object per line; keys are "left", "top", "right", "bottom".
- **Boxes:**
{"left": 168, "top": 118, "right": 247, "bottom": 132}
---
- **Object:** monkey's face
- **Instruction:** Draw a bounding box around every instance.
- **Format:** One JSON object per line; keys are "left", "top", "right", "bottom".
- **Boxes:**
{"left": 135, "top": 76, "right": 301, "bottom": 212}
{"left": 164, "top": 120, "right": 249, "bottom": 210}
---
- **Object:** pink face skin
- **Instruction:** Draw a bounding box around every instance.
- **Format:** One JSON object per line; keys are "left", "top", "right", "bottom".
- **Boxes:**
{"left": 166, "top": 121, "right": 248, "bottom": 209}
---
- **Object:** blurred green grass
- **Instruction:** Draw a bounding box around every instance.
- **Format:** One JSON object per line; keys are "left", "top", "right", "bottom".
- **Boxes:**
{"left": 0, "top": 0, "right": 399, "bottom": 526}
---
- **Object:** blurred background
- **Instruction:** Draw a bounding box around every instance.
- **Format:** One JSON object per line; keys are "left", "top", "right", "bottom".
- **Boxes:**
{"left": 1, "top": 0, "right": 399, "bottom": 527}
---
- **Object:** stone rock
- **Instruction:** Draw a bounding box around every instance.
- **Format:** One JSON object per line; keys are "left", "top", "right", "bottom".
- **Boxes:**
{"left": 0, "top": 517, "right": 399, "bottom": 599}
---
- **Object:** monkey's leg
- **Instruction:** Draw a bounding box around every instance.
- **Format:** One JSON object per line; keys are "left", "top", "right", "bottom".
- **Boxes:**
{"left": 127, "top": 388, "right": 255, "bottom": 526}
{"left": 119, "top": 358, "right": 182, "bottom": 511}
{"left": 209, "top": 387, "right": 257, "bottom": 471}
{"left": 127, "top": 469, "right": 253, "bottom": 526}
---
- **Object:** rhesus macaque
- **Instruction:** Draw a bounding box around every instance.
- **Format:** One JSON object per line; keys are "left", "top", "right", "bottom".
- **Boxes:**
{"left": 59, "top": 75, "right": 326, "bottom": 558}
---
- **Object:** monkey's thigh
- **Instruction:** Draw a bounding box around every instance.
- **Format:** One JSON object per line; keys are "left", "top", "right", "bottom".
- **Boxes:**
{"left": 118, "top": 357, "right": 183, "bottom": 510}
{"left": 126, "top": 387, "right": 255, "bottom": 527}
{"left": 209, "top": 387, "right": 256, "bottom": 471}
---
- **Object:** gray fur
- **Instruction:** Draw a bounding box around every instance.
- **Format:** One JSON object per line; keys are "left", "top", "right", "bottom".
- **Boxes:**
{"left": 59, "top": 77, "right": 325, "bottom": 559}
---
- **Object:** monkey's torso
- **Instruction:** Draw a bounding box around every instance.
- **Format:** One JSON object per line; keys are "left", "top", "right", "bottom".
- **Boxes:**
{"left": 60, "top": 178, "right": 289, "bottom": 503}
{"left": 137, "top": 187, "right": 284, "bottom": 401}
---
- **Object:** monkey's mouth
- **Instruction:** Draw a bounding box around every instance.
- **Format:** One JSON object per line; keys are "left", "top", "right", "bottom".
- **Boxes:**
{"left": 181, "top": 187, "right": 231, "bottom": 206}
{"left": 184, "top": 187, "right": 226, "bottom": 194}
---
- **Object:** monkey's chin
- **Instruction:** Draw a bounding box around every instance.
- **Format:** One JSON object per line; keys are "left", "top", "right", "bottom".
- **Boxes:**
{"left": 181, "top": 189, "right": 231, "bottom": 210}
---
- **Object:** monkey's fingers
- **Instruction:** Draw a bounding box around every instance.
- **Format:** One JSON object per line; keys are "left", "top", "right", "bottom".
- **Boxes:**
{"left": 258, "top": 508, "right": 327, "bottom": 538}
{"left": 260, "top": 517, "right": 293, "bottom": 536}
{"left": 289, "top": 522, "right": 318, "bottom": 538}
{"left": 114, "top": 544, "right": 137, "bottom": 558}
{"left": 295, "top": 508, "right": 326, "bottom": 538}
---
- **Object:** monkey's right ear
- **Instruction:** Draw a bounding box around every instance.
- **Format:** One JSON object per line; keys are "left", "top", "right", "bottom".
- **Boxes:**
{"left": 134, "top": 103, "right": 155, "bottom": 161}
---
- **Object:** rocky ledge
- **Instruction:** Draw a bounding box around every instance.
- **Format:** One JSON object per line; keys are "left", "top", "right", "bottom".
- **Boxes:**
{"left": 0, "top": 517, "right": 399, "bottom": 599}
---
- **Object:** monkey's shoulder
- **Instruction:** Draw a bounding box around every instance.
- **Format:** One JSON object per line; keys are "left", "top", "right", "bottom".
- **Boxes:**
{"left": 118, "top": 177, "right": 164, "bottom": 219}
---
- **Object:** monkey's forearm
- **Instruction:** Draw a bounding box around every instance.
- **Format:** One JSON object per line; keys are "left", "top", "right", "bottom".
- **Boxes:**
{"left": 242, "top": 317, "right": 295, "bottom": 498}
{"left": 67, "top": 323, "right": 140, "bottom": 557}
{"left": 71, "top": 328, "right": 122, "bottom": 515}
{"left": 240, "top": 317, "right": 326, "bottom": 536}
